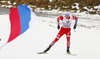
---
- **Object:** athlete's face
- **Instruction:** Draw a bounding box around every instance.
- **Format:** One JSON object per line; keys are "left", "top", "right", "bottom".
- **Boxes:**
{"left": 65, "top": 15, "right": 70, "bottom": 18}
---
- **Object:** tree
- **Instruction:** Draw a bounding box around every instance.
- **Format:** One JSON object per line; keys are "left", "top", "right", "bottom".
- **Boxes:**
{"left": 49, "top": 0, "right": 59, "bottom": 9}
{"left": 35, "top": 0, "right": 49, "bottom": 9}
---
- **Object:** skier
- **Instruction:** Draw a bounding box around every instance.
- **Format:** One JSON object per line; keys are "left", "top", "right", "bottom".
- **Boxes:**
{"left": 38, "top": 10, "right": 78, "bottom": 54}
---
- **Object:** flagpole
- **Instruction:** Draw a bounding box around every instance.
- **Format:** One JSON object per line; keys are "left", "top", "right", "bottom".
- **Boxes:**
{"left": 0, "top": 43, "right": 7, "bottom": 50}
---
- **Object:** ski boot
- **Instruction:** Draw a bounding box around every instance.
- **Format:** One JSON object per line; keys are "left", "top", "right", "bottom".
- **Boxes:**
{"left": 44, "top": 45, "right": 52, "bottom": 53}
{"left": 67, "top": 47, "right": 71, "bottom": 54}
{"left": 38, "top": 45, "right": 52, "bottom": 54}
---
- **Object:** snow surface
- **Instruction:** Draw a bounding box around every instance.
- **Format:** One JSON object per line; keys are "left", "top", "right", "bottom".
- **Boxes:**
{"left": 0, "top": 13, "right": 100, "bottom": 59}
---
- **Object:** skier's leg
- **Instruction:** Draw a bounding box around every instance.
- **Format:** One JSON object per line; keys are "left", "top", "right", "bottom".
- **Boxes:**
{"left": 50, "top": 34, "right": 63, "bottom": 46}
{"left": 43, "top": 34, "right": 64, "bottom": 53}
{"left": 50, "top": 27, "right": 65, "bottom": 46}
{"left": 44, "top": 27, "right": 65, "bottom": 53}
{"left": 67, "top": 34, "right": 70, "bottom": 48}
{"left": 66, "top": 29, "right": 71, "bottom": 54}
{"left": 67, "top": 36, "right": 70, "bottom": 54}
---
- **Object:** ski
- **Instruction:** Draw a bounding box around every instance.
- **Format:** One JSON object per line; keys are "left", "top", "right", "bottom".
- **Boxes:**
{"left": 67, "top": 53, "right": 77, "bottom": 56}
{"left": 37, "top": 52, "right": 77, "bottom": 56}
{"left": 37, "top": 52, "right": 47, "bottom": 54}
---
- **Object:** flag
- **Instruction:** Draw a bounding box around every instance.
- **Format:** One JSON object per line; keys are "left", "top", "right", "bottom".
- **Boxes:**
{"left": 8, "top": 4, "right": 38, "bottom": 43}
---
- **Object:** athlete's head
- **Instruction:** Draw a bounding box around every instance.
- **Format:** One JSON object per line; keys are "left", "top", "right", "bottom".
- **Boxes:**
{"left": 65, "top": 12, "right": 70, "bottom": 17}
{"left": 65, "top": 9, "right": 70, "bottom": 16}
{"left": 65, "top": 13, "right": 70, "bottom": 16}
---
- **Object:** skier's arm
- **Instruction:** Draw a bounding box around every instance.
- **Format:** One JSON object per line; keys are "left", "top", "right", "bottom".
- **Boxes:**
{"left": 75, "top": 16, "right": 78, "bottom": 25}
{"left": 72, "top": 16, "right": 78, "bottom": 29}
{"left": 57, "top": 16, "right": 63, "bottom": 30}
{"left": 57, "top": 16, "right": 63, "bottom": 25}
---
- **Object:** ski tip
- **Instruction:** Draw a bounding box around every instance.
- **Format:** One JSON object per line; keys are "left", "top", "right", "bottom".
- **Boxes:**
{"left": 37, "top": 52, "right": 47, "bottom": 54}
{"left": 67, "top": 53, "right": 77, "bottom": 56}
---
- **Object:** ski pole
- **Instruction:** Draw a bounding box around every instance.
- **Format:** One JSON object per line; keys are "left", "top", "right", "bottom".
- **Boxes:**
{"left": 74, "top": 29, "right": 76, "bottom": 32}
{"left": 0, "top": 43, "right": 7, "bottom": 50}
{"left": 49, "top": 25, "right": 56, "bottom": 28}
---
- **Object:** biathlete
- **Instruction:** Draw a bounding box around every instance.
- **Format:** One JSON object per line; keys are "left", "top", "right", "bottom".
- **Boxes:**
{"left": 38, "top": 10, "right": 78, "bottom": 54}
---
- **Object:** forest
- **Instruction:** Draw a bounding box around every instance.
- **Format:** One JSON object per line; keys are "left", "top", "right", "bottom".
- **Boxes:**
{"left": 0, "top": 0, "right": 100, "bottom": 14}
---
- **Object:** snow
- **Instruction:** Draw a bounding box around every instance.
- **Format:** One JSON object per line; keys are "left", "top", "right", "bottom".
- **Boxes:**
{"left": 94, "top": 5, "right": 100, "bottom": 9}
{"left": 0, "top": 1, "right": 6, "bottom": 3}
{"left": 72, "top": 3, "right": 79, "bottom": 10}
{"left": 13, "top": 2, "right": 16, "bottom": 5}
{"left": 0, "top": 5, "right": 12, "bottom": 8}
{"left": 0, "top": 12, "right": 100, "bottom": 59}
{"left": 34, "top": 7, "right": 100, "bottom": 21}
{"left": 0, "top": 5, "right": 5, "bottom": 8}
{"left": 8, "top": 1, "right": 11, "bottom": 4}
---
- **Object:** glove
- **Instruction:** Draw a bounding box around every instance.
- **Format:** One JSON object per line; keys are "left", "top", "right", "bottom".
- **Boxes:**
{"left": 57, "top": 25, "right": 60, "bottom": 30}
{"left": 73, "top": 24, "right": 76, "bottom": 29}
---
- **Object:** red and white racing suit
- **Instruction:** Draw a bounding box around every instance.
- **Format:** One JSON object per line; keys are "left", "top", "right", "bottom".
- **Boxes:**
{"left": 50, "top": 15, "right": 78, "bottom": 48}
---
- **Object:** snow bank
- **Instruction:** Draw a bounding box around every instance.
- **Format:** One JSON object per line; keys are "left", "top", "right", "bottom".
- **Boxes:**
{"left": 0, "top": 10, "right": 100, "bottom": 59}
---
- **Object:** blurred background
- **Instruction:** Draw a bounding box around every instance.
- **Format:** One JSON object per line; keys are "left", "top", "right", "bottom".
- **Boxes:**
{"left": 0, "top": 0, "right": 100, "bottom": 15}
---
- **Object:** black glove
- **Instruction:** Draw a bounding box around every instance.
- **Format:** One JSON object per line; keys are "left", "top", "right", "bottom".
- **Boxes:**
{"left": 73, "top": 24, "right": 77, "bottom": 29}
{"left": 57, "top": 25, "right": 60, "bottom": 30}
